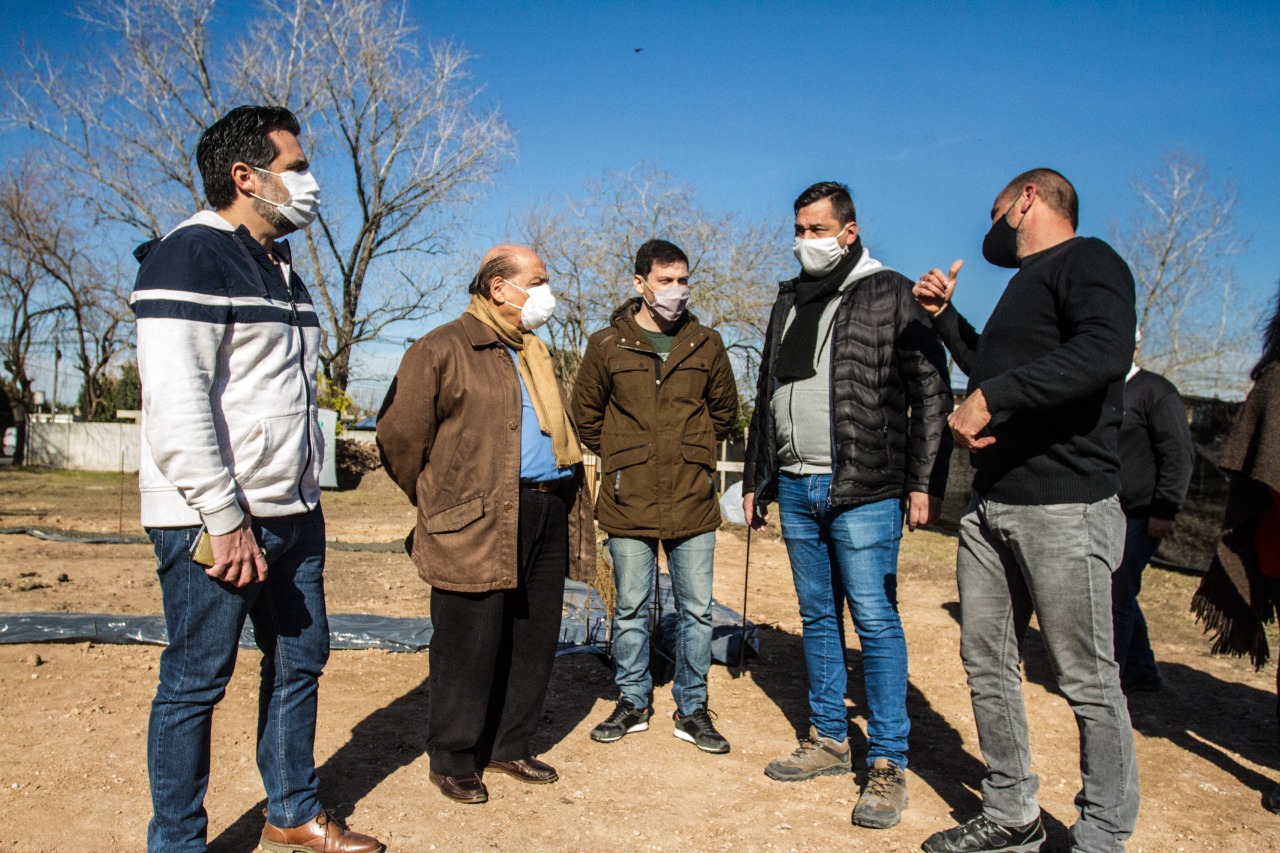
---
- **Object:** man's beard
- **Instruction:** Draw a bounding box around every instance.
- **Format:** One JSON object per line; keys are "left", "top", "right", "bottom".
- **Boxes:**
{"left": 251, "top": 196, "right": 297, "bottom": 237}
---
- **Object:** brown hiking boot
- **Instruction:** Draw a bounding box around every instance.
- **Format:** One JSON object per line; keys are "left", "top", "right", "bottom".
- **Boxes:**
{"left": 851, "top": 757, "right": 908, "bottom": 829}
{"left": 763, "top": 727, "right": 851, "bottom": 781}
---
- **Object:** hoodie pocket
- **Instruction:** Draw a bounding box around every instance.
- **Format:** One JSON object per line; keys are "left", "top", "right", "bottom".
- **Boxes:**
{"left": 233, "top": 410, "right": 310, "bottom": 493}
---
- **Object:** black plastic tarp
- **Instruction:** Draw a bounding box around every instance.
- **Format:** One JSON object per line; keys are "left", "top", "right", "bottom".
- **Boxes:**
{"left": 0, "top": 578, "right": 759, "bottom": 663}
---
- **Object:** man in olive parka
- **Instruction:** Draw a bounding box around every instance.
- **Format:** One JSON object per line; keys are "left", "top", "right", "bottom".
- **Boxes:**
{"left": 572, "top": 239, "right": 738, "bottom": 754}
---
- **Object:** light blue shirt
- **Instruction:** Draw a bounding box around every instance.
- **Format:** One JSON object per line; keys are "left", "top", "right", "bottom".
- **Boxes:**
{"left": 508, "top": 347, "right": 574, "bottom": 482}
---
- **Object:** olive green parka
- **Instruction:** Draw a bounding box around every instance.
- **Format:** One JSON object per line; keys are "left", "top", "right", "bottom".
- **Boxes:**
{"left": 572, "top": 299, "right": 738, "bottom": 539}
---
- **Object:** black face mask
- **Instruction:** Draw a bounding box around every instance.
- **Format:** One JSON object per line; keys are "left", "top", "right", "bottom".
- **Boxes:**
{"left": 982, "top": 201, "right": 1021, "bottom": 269}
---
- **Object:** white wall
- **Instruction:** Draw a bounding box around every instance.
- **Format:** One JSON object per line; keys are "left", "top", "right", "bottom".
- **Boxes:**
{"left": 25, "top": 409, "right": 337, "bottom": 480}
{"left": 26, "top": 422, "right": 141, "bottom": 472}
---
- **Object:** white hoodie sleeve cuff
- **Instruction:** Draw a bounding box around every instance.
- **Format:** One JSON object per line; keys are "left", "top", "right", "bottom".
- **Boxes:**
{"left": 202, "top": 501, "right": 246, "bottom": 536}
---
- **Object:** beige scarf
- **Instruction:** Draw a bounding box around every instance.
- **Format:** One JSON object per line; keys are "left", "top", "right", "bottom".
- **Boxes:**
{"left": 465, "top": 294, "right": 583, "bottom": 468}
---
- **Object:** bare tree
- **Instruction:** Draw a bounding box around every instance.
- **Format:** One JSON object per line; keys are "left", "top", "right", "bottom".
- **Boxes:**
{"left": 0, "top": 170, "right": 63, "bottom": 457}
{"left": 521, "top": 166, "right": 786, "bottom": 390}
{"left": 1115, "top": 151, "right": 1251, "bottom": 396}
{"left": 238, "top": 0, "right": 514, "bottom": 388}
{"left": 6, "top": 0, "right": 512, "bottom": 391}
{"left": 0, "top": 164, "right": 132, "bottom": 421}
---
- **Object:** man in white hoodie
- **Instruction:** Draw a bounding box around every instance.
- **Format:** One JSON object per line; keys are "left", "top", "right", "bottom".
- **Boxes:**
{"left": 131, "top": 105, "right": 382, "bottom": 853}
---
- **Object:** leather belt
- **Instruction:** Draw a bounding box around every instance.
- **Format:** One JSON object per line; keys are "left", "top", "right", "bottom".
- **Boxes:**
{"left": 520, "top": 480, "right": 561, "bottom": 493}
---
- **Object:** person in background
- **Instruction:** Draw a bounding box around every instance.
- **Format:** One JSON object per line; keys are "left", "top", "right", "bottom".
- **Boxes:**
{"left": 1192, "top": 284, "right": 1280, "bottom": 815}
{"left": 1114, "top": 328, "right": 1194, "bottom": 693}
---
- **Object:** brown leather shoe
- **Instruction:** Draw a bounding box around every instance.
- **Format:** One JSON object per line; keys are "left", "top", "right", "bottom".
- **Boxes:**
{"left": 486, "top": 757, "right": 559, "bottom": 784}
{"left": 260, "top": 808, "right": 385, "bottom": 853}
{"left": 429, "top": 770, "right": 489, "bottom": 803}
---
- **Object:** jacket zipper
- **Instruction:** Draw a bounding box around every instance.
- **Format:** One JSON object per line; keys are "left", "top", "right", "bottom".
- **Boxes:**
{"left": 286, "top": 278, "right": 315, "bottom": 512}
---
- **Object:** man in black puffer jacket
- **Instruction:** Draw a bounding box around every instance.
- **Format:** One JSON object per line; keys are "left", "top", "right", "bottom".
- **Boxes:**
{"left": 743, "top": 181, "right": 952, "bottom": 830}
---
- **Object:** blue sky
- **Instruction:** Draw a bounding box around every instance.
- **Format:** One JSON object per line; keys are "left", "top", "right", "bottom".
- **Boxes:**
{"left": 3, "top": 1, "right": 1278, "bottom": 405}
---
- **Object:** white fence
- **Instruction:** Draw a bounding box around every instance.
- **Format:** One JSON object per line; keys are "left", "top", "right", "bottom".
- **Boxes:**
{"left": 26, "top": 421, "right": 141, "bottom": 472}
{"left": 24, "top": 411, "right": 339, "bottom": 488}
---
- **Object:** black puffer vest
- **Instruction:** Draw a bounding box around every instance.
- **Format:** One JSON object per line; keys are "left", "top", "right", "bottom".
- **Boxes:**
{"left": 743, "top": 267, "right": 952, "bottom": 508}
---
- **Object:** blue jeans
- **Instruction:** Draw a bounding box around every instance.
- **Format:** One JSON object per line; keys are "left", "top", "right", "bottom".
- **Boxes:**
{"left": 1111, "top": 517, "right": 1161, "bottom": 687}
{"left": 776, "top": 473, "right": 909, "bottom": 768}
{"left": 146, "top": 509, "right": 330, "bottom": 853}
{"left": 957, "top": 493, "right": 1137, "bottom": 853}
{"left": 608, "top": 531, "right": 716, "bottom": 717}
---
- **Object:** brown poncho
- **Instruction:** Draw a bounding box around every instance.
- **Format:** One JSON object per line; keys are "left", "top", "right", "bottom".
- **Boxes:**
{"left": 1192, "top": 363, "right": 1280, "bottom": 668}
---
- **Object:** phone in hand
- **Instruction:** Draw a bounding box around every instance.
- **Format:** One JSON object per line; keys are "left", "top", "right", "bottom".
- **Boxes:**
{"left": 189, "top": 524, "right": 215, "bottom": 567}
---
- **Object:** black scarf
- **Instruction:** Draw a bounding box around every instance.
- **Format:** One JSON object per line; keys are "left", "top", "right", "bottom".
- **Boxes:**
{"left": 774, "top": 239, "right": 861, "bottom": 382}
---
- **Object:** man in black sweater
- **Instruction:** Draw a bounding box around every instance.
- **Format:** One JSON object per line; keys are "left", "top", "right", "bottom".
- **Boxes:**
{"left": 1114, "top": 336, "right": 1194, "bottom": 692}
{"left": 912, "top": 169, "right": 1139, "bottom": 853}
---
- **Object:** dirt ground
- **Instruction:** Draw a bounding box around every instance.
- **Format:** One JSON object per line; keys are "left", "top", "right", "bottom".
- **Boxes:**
{"left": 1, "top": 467, "right": 1278, "bottom": 852}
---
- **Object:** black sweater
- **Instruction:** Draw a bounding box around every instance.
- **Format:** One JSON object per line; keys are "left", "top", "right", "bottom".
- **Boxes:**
{"left": 1118, "top": 368, "right": 1194, "bottom": 520}
{"left": 932, "top": 237, "right": 1136, "bottom": 505}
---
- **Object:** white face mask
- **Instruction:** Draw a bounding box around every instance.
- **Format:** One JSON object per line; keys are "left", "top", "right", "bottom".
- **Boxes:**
{"left": 792, "top": 234, "right": 847, "bottom": 277}
{"left": 501, "top": 278, "right": 556, "bottom": 330}
{"left": 253, "top": 167, "right": 322, "bottom": 229}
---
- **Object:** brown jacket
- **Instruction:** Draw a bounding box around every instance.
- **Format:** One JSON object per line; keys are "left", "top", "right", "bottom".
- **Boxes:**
{"left": 377, "top": 313, "right": 596, "bottom": 593}
{"left": 572, "top": 300, "right": 738, "bottom": 539}
{"left": 1193, "top": 362, "right": 1280, "bottom": 667}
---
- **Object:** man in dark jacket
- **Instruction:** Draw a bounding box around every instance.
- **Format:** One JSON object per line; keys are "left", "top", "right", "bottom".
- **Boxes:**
{"left": 572, "top": 239, "right": 739, "bottom": 753}
{"left": 913, "top": 168, "right": 1138, "bottom": 853}
{"left": 1114, "top": 332, "right": 1194, "bottom": 692}
{"left": 742, "top": 182, "right": 952, "bottom": 830}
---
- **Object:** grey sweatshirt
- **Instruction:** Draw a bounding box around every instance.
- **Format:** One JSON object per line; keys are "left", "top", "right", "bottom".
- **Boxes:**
{"left": 771, "top": 248, "right": 886, "bottom": 475}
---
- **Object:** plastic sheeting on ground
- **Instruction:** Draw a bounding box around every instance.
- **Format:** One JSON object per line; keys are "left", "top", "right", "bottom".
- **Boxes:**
{"left": 0, "top": 579, "right": 759, "bottom": 663}
{"left": 0, "top": 526, "right": 406, "bottom": 553}
{"left": 0, "top": 526, "right": 148, "bottom": 545}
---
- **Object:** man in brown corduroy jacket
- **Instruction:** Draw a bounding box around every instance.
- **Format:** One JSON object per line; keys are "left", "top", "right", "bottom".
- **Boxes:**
{"left": 378, "top": 244, "right": 595, "bottom": 806}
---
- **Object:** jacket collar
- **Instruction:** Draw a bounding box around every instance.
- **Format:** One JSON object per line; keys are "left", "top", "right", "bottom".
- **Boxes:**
{"left": 611, "top": 297, "right": 704, "bottom": 345}
{"left": 779, "top": 245, "right": 886, "bottom": 294}
{"left": 164, "top": 209, "right": 293, "bottom": 264}
{"left": 461, "top": 311, "right": 503, "bottom": 349}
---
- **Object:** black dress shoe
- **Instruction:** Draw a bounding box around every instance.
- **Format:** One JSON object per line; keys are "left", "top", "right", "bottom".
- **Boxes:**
{"left": 486, "top": 757, "right": 559, "bottom": 784}
{"left": 429, "top": 770, "right": 488, "bottom": 803}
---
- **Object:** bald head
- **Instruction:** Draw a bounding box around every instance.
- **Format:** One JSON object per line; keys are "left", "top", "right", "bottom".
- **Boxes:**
{"left": 996, "top": 168, "right": 1078, "bottom": 229}
{"left": 470, "top": 244, "right": 544, "bottom": 298}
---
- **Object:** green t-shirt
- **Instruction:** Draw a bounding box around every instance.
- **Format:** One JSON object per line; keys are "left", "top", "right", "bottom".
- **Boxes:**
{"left": 642, "top": 327, "right": 677, "bottom": 362}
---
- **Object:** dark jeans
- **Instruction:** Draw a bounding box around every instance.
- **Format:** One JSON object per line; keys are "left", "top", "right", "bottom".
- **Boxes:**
{"left": 147, "top": 509, "right": 329, "bottom": 853}
{"left": 427, "top": 487, "right": 568, "bottom": 775}
{"left": 1111, "top": 517, "right": 1162, "bottom": 687}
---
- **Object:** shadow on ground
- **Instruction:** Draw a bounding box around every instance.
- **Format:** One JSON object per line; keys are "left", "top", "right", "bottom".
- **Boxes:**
{"left": 209, "top": 653, "right": 613, "bottom": 852}
{"left": 938, "top": 597, "right": 1280, "bottom": 847}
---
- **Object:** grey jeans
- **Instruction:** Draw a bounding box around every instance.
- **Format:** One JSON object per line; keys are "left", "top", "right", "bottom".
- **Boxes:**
{"left": 957, "top": 492, "right": 1139, "bottom": 853}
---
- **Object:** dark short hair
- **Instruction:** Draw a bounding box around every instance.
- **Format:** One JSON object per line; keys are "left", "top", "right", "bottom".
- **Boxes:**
{"left": 468, "top": 250, "right": 523, "bottom": 297}
{"left": 793, "top": 181, "right": 856, "bottom": 225}
{"left": 1001, "top": 168, "right": 1079, "bottom": 229}
{"left": 196, "top": 105, "right": 301, "bottom": 210}
{"left": 634, "top": 239, "right": 689, "bottom": 278}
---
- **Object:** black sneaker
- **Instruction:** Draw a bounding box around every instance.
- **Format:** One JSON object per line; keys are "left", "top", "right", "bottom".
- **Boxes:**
{"left": 590, "top": 700, "right": 653, "bottom": 743}
{"left": 672, "top": 708, "right": 730, "bottom": 754}
{"left": 921, "top": 813, "right": 1045, "bottom": 853}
